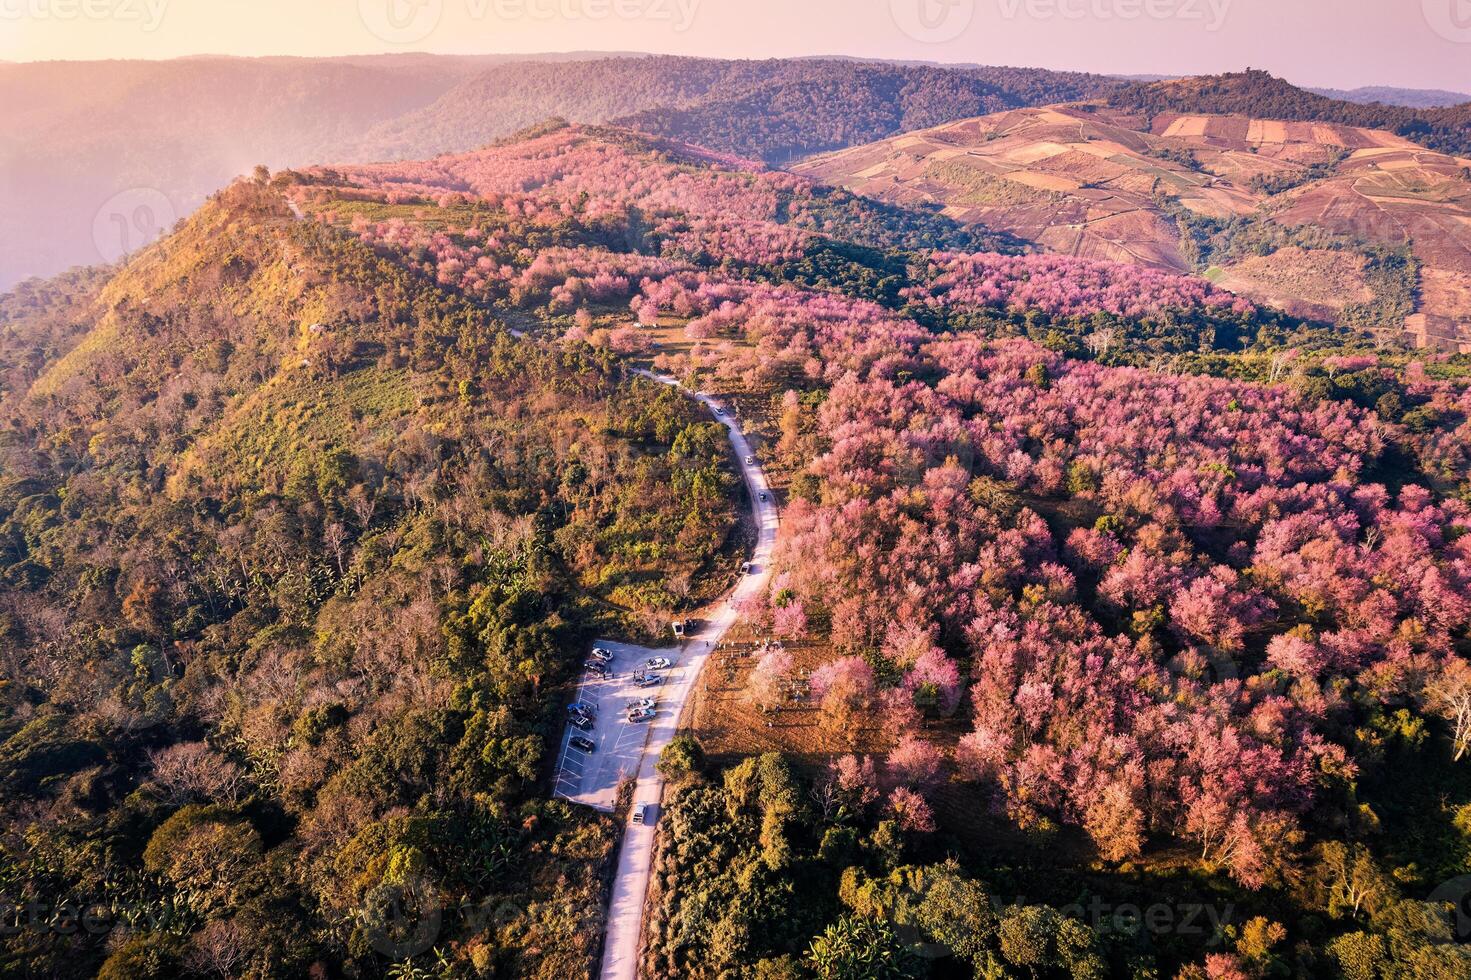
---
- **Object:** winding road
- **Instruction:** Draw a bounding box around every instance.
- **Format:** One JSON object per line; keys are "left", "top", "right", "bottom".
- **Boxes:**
{"left": 404, "top": 297, "right": 776, "bottom": 976}
{"left": 597, "top": 373, "right": 781, "bottom": 980}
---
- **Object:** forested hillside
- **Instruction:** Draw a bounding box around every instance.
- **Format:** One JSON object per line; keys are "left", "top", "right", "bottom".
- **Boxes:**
{"left": 0, "top": 53, "right": 518, "bottom": 290}
{"left": 8, "top": 118, "right": 1471, "bottom": 978}
{"left": 285, "top": 125, "right": 1471, "bottom": 978}
{"left": 1, "top": 54, "right": 1115, "bottom": 292}
{"left": 356, "top": 57, "right": 1116, "bottom": 164}
{"left": 0, "top": 176, "right": 738, "bottom": 977}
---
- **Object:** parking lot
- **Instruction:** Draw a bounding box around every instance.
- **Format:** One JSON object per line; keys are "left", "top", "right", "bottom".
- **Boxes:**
{"left": 552, "top": 638, "right": 686, "bottom": 811}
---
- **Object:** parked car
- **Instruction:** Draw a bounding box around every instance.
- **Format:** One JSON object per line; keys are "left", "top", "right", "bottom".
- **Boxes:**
{"left": 626, "top": 706, "right": 655, "bottom": 723}
{"left": 645, "top": 656, "right": 672, "bottom": 670}
{"left": 569, "top": 714, "right": 594, "bottom": 731}
{"left": 568, "top": 700, "right": 596, "bottom": 718}
{"left": 584, "top": 660, "right": 609, "bottom": 675}
{"left": 589, "top": 647, "right": 614, "bottom": 663}
{"left": 569, "top": 735, "right": 596, "bottom": 753}
{"left": 627, "top": 697, "right": 657, "bottom": 712}
{"left": 633, "top": 672, "right": 661, "bottom": 688}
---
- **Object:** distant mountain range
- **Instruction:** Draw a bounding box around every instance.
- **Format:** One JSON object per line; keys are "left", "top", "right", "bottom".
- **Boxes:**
{"left": 1308, "top": 85, "right": 1471, "bottom": 109}
{"left": 0, "top": 54, "right": 1116, "bottom": 290}
{"left": 5, "top": 56, "right": 1470, "bottom": 294}
{"left": 359, "top": 56, "right": 1115, "bottom": 165}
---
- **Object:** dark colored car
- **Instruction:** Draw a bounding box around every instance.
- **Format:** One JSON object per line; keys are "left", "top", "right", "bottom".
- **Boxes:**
{"left": 569, "top": 714, "right": 594, "bottom": 731}
{"left": 569, "top": 735, "right": 596, "bottom": 753}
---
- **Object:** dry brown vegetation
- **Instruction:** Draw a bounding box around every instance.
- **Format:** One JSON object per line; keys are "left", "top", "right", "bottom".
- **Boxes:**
{"left": 798, "top": 103, "right": 1471, "bottom": 348}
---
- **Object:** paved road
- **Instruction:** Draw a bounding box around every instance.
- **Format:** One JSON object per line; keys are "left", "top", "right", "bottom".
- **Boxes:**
{"left": 456, "top": 315, "right": 778, "bottom": 976}
{"left": 597, "top": 378, "right": 780, "bottom": 980}
{"left": 275, "top": 204, "right": 776, "bottom": 974}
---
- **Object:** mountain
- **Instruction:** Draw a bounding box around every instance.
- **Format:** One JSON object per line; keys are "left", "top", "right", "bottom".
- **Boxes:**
{"left": 1309, "top": 85, "right": 1471, "bottom": 109}
{"left": 0, "top": 54, "right": 512, "bottom": 290}
{"left": 354, "top": 56, "right": 1118, "bottom": 164}
{"left": 2, "top": 55, "right": 1117, "bottom": 293}
{"left": 0, "top": 172, "right": 744, "bottom": 977}
{"left": 796, "top": 102, "right": 1471, "bottom": 347}
{"left": 1108, "top": 70, "right": 1471, "bottom": 156}
{"left": 10, "top": 116, "right": 1471, "bottom": 980}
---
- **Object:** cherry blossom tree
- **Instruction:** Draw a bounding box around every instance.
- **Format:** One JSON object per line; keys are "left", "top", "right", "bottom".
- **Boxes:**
{"left": 886, "top": 787, "right": 937, "bottom": 833}
{"left": 748, "top": 647, "right": 794, "bottom": 712}
{"left": 887, "top": 735, "right": 946, "bottom": 791}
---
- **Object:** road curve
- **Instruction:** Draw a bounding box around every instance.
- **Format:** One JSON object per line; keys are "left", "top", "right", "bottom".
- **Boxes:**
{"left": 598, "top": 372, "right": 780, "bottom": 980}
{"left": 274, "top": 198, "right": 780, "bottom": 975}
{"left": 399, "top": 304, "right": 772, "bottom": 977}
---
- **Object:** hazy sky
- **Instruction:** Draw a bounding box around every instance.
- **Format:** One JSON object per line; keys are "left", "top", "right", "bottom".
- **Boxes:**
{"left": 2, "top": 0, "right": 1469, "bottom": 91}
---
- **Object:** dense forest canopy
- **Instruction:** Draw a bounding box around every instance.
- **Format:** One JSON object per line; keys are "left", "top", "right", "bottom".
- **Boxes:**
{"left": 5, "top": 115, "right": 1471, "bottom": 979}
{"left": 0, "top": 178, "right": 739, "bottom": 977}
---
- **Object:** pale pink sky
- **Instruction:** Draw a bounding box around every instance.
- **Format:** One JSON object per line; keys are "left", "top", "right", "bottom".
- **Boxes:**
{"left": 1, "top": 0, "right": 1469, "bottom": 92}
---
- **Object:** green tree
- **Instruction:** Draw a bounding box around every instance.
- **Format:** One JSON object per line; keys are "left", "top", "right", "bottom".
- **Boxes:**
{"left": 657, "top": 734, "right": 706, "bottom": 782}
{"left": 807, "top": 915, "right": 920, "bottom": 980}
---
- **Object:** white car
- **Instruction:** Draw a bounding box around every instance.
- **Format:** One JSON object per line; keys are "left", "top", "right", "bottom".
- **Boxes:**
{"left": 632, "top": 803, "right": 651, "bottom": 825}
{"left": 744, "top": 455, "right": 754, "bottom": 465}
{"left": 627, "top": 697, "right": 657, "bottom": 712}
{"left": 645, "top": 657, "right": 672, "bottom": 670}
{"left": 589, "top": 647, "right": 614, "bottom": 663}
